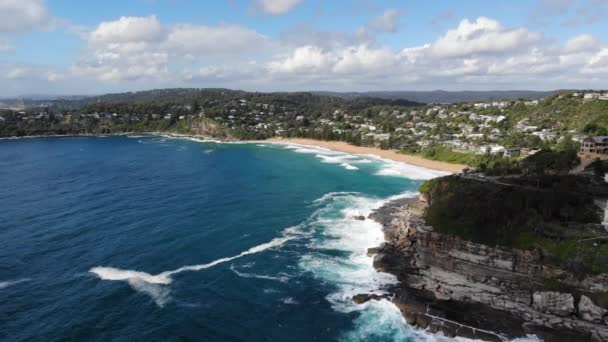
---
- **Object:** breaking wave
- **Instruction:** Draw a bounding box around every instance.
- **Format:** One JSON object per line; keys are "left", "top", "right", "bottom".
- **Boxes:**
{"left": 0, "top": 278, "right": 31, "bottom": 290}
{"left": 230, "top": 264, "right": 291, "bottom": 283}
{"left": 90, "top": 236, "right": 294, "bottom": 306}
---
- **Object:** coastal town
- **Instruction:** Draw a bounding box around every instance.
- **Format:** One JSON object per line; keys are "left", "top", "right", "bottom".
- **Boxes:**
{"left": 1, "top": 89, "right": 608, "bottom": 172}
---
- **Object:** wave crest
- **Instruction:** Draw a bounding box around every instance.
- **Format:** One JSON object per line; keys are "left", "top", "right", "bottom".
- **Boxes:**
{"left": 90, "top": 236, "right": 293, "bottom": 306}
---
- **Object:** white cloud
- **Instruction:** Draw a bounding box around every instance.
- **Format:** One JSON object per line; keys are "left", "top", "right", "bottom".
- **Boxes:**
{"left": 0, "top": 0, "right": 51, "bottom": 32}
{"left": 4, "top": 65, "right": 63, "bottom": 82}
{"left": 582, "top": 48, "right": 608, "bottom": 75}
{"left": 368, "top": 9, "right": 402, "bottom": 33}
{"left": 253, "top": 0, "right": 303, "bottom": 14}
{"left": 259, "top": 17, "right": 605, "bottom": 90}
{"left": 268, "top": 45, "right": 335, "bottom": 74}
{"left": 563, "top": 34, "right": 600, "bottom": 53}
{"left": 429, "top": 17, "right": 542, "bottom": 58}
{"left": 6, "top": 14, "right": 608, "bottom": 94}
{"left": 89, "top": 15, "right": 165, "bottom": 45}
{"left": 75, "top": 16, "right": 269, "bottom": 82}
{"left": 166, "top": 24, "right": 268, "bottom": 56}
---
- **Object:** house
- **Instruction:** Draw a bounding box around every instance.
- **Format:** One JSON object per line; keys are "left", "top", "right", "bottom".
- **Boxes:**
{"left": 503, "top": 148, "right": 520, "bottom": 158}
{"left": 584, "top": 93, "right": 601, "bottom": 100}
{"left": 372, "top": 133, "right": 391, "bottom": 141}
{"left": 524, "top": 100, "right": 539, "bottom": 106}
{"left": 580, "top": 136, "right": 608, "bottom": 155}
{"left": 531, "top": 129, "right": 558, "bottom": 141}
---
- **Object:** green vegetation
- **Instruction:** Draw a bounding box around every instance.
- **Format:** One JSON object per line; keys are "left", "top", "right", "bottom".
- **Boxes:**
{"left": 418, "top": 146, "right": 475, "bottom": 164}
{"left": 419, "top": 175, "right": 608, "bottom": 275}
{"left": 520, "top": 149, "right": 580, "bottom": 175}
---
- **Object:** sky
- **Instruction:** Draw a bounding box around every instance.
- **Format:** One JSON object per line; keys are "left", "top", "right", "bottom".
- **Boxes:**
{"left": 0, "top": 0, "right": 607, "bottom": 96}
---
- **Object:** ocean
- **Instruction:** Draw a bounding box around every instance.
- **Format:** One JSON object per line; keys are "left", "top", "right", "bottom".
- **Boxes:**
{"left": 0, "top": 135, "right": 455, "bottom": 341}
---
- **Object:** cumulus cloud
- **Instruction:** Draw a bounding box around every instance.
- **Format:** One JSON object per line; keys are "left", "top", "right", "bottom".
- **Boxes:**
{"left": 166, "top": 24, "right": 268, "bottom": 56}
{"left": 74, "top": 15, "right": 269, "bottom": 82}
{"left": 563, "top": 34, "right": 600, "bottom": 53}
{"left": 253, "top": 0, "right": 303, "bottom": 14}
{"left": 4, "top": 65, "right": 63, "bottom": 82}
{"left": 89, "top": 15, "right": 165, "bottom": 45}
{"left": 368, "top": 9, "right": 403, "bottom": 33}
{"left": 257, "top": 16, "right": 606, "bottom": 89}
{"left": 8, "top": 14, "right": 608, "bottom": 93}
{"left": 429, "top": 17, "right": 542, "bottom": 58}
{"left": 0, "top": 0, "right": 51, "bottom": 32}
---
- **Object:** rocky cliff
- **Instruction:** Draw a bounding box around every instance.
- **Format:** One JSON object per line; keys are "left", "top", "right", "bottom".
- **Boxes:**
{"left": 187, "top": 117, "right": 234, "bottom": 140}
{"left": 366, "top": 196, "right": 608, "bottom": 341}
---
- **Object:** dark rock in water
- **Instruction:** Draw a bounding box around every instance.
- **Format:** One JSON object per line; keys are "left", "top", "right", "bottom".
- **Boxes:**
{"left": 367, "top": 195, "right": 608, "bottom": 342}
{"left": 367, "top": 246, "right": 380, "bottom": 256}
{"left": 353, "top": 215, "right": 366, "bottom": 221}
{"left": 352, "top": 293, "right": 385, "bottom": 304}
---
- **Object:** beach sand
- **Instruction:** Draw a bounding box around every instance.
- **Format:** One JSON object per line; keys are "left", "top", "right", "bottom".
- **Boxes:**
{"left": 268, "top": 138, "right": 466, "bottom": 173}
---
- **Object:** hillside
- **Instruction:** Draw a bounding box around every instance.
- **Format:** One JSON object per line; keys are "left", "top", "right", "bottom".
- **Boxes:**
{"left": 315, "top": 90, "right": 562, "bottom": 104}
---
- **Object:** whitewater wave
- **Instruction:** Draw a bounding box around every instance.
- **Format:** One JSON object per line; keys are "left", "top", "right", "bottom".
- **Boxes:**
{"left": 281, "top": 297, "right": 299, "bottom": 305}
{"left": 230, "top": 264, "right": 291, "bottom": 283}
{"left": 300, "top": 189, "right": 540, "bottom": 342}
{"left": 0, "top": 278, "right": 31, "bottom": 290}
{"left": 90, "top": 236, "right": 293, "bottom": 306}
{"left": 299, "top": 193, "right": 403, "bottom": 312}
{"left": 278, "top": 142, "right": 450, "bottom": 180}
{"left": 341, "top": 163, "right": 358, "bottom": 171}
{"left": 373, "top": 160, "right": 450, "bottom": 180}
{"left": 313, "top": 192, "right": 361, "bottom": 204}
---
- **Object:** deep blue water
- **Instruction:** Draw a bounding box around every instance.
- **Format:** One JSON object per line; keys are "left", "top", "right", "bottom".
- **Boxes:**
{"left": 0, "top": 136, "right": 446, "bottom": 341}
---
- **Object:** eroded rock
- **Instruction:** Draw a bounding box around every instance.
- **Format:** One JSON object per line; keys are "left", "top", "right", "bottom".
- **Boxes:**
{"left": 578, "top": 295, "right": 607, "bottom": 323}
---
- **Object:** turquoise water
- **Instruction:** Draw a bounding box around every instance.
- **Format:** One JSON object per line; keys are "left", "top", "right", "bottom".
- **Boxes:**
{"left": 0, "top": 136, "right": 450, "bottom": 341}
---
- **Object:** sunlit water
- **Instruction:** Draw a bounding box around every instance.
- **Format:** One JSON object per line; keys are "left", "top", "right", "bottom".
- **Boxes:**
{"left": 0, "top": 135, "right": 487, "bottom": 341}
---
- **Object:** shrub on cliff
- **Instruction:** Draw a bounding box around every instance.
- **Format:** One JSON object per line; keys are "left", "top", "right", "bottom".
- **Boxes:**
{"left": 420, "top": 175, "right": 608, "bottom": 274}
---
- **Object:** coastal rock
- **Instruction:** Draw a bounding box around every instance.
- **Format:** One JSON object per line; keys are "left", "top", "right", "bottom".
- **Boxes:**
{"left": 352, "top": 293, "right": 385, "bottom": 304}
{"left": 366, "top": 247, "right": 380, "bottom": 256}
{"left": 532, "top": 292, "right": 575, "bottom": 317}
{"left": 578, "top": 295, "right": 607, "bottom": 322}
{"left": 353, "top": 215, "right": 366, "bottom": 221}
{"left": 369, "top": 196, "right": 608, "bottom": 341}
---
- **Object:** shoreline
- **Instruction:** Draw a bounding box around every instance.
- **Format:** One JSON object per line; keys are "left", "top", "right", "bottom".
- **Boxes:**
{"left": 1, "top": 133, "right": 465, "bottom": 174}
{"left": 268, "top": 138, "right": 466, "bottom": 174}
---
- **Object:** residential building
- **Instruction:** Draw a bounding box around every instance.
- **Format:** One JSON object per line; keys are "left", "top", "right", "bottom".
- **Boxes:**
{"left": 580, "top": 136, "right": 608, "bottom": 155}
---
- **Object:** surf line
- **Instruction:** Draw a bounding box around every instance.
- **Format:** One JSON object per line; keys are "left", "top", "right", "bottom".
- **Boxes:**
{"left": 89, "top": 236, "right": 293, "bottom": 306}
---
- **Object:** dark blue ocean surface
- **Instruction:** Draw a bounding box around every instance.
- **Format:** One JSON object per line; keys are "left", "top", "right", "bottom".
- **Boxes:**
{"left": 0, "top": 136, "right": 447, "bottom": 341}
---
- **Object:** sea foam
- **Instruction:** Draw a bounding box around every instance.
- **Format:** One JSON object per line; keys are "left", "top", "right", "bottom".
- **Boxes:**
{"left": 0, "top": 278, "right": 31, "bottom": 290}
{"left": 90, "top": 236, "right": 293, "bottom": 306}
{"left": 230, "top": 264, "right": 291, "bottom": 283}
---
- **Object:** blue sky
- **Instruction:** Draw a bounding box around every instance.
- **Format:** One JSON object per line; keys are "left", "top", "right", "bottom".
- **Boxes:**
{"left": 1, "top": 0, "right": 607, "bottom": 96}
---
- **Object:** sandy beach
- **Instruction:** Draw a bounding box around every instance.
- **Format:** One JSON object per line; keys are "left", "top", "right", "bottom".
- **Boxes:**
{"left": 268, "top": 138, "right": 466, "bottom": 173}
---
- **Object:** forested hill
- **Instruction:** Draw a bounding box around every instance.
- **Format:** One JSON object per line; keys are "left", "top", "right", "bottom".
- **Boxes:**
{"left": 315, "top": 90, "right": 563, "bottom": 104}
{"left": 7, "top": 89, "right": 566, "bottom": 109}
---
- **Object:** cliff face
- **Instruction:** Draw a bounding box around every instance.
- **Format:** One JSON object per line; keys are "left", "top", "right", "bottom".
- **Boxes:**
{"left": 369, "top": 196, "right": 608, "bottom": 342}
{"left": 188, "top": 118, "right": 234, "bottom": 140}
